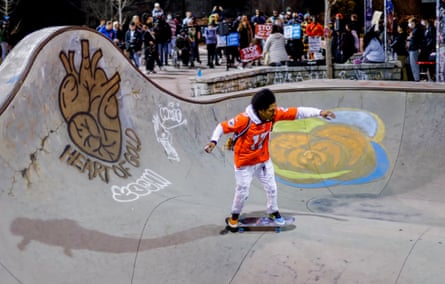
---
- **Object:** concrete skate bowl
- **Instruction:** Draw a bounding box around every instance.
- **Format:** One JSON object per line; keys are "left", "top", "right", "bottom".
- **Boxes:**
{"left": 0, "top": 26, "right": 444, "bottom": 284}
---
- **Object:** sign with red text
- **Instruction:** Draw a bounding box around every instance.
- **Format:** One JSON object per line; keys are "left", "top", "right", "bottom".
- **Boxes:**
{"left": 255, "top": 24, "right": 273, "bottom": 39}
{"left": 240, "top": 44, "right": 262, "bottom": 62}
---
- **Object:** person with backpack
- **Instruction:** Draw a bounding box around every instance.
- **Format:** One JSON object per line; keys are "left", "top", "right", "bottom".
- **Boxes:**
{"left": 204, "top": 88, "right": 335, "bottom": 228}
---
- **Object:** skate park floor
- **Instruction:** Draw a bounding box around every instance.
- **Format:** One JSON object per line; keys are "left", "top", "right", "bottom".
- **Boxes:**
{"left": 0, "top": 26, "right": 444, "bottom": 284}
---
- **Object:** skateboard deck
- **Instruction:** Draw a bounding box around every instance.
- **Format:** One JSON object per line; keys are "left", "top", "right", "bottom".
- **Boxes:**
{"left": 223, "top": 216, "right": 295, "bottom": 233}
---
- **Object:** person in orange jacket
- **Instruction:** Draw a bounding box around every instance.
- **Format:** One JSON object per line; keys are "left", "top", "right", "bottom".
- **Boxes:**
{"left": 306, "top": 15, "right": 324, "bottom": 37}
{"left": 204, "top": 88, "right": 335, "bottom": 228}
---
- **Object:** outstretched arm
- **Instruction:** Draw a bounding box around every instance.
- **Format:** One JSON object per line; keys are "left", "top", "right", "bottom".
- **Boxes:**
{"left": 297, "top": 107, "right": 336, "bottom": 120}
{"left": 204, "top": 124, "right": 224, "bottom": 153}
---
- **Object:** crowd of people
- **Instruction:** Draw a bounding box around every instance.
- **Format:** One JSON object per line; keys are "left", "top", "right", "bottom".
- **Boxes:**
{"left": 94, "top": 3, "right": 437, "bottom": 82}
{"left": 0, "top": 2, "right": 439, "bottom": 83}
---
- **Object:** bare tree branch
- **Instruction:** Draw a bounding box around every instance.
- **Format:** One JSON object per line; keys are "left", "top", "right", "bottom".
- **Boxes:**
{"left": 0, "top": 0, "right": 18, "bottom": 17}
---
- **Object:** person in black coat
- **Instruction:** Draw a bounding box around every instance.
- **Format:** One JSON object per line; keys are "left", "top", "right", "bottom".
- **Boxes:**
{"left": 125, "top": 22, "right": 143, "bottom": 68}
{"left": 390, "top": 24, "right": 409, "bottom": 80}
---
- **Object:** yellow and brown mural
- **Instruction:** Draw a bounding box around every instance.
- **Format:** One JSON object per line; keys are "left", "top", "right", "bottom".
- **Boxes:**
{"left": 57, "top": 40, "right": 142, "bottom": 184}
{"left": 56, "top": 39, "right": 174, "bottom": 202}
{"left": 270, "top": 109, "right": 390, "bottom": 188}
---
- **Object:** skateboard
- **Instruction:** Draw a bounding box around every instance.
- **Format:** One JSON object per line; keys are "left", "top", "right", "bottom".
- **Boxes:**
{"left": 223, "top": 215, "right": 295, "bottom": 233}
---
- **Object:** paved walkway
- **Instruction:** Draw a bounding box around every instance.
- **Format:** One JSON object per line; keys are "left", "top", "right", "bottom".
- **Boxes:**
{"left": 142, "top": 45, "right": 252, "bottom": 96}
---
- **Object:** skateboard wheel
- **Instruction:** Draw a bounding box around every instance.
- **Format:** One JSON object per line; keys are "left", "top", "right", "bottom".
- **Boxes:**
{"left": 275, "top": 227, "right": 281, "bottom": 233}
{"left": 238, "top": 227, "right": 245, "bottom": 233}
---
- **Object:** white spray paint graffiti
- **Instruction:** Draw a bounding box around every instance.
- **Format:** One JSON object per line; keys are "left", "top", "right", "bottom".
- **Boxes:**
{"left": 110, "top": 169, "right": 172, "bottom": 202}
{"left": 153, "top": 102, "right": 187, "bottom": 161}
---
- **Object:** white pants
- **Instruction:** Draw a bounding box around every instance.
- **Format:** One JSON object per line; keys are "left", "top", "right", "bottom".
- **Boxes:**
{"left": 232, "top": 159, "right": 279, "bottom": 215}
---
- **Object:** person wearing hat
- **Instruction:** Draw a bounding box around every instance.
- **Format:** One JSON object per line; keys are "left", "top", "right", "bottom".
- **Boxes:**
{"left": 204, "top": 88, "right": 335, "bottom": 228}
{"left": 152, "top": 2, "right": 164, "bottom": 19}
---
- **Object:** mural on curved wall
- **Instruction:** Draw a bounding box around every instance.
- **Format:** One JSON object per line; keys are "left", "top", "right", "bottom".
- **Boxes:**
{"left": 57, "top": 40, "right": 176, "bottom": 199}
{"left": 270, "top": 109, "right": 390, "bottom": 188}
{"left": 59, "top": 40, "right": 122, "bottom": 163}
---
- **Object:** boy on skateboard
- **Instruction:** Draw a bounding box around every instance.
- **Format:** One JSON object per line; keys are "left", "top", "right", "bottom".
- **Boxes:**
{"left": 204, "top": 88, "right": 335, "bottom": 228}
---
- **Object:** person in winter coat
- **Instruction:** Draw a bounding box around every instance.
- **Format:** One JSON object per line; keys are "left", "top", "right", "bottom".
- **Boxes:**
{"left": 262, "top": 25, "right": 289, "bottom": 66}
{"left": 361, "top": 27, "right": 385, "bottom": 63}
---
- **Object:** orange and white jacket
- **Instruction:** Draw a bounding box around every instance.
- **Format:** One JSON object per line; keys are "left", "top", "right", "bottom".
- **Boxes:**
{"left": 210, "top": 104, "right": 322, "bottom": 168}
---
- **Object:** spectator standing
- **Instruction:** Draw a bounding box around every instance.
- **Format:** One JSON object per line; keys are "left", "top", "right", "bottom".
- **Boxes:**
{"left": 125, "top": 22, "right": 143, "bottom": 68}
{"left": 285, "top": 12, "right": 304, "bottom": 62}
{"left": 224, "top": 20, "right": 240, "bottom": 68}
{"left": 306, "top": 16, "right": 324, "bottom": 37}
{"left": 167, "top": 13, "right": 180, "bottom": 59}
{"left": 268, "top": 10, "right": 282, "bottom": 27}
{"left": 152, "top": 3, "right": 164, "bottom": 19}
{"left": 175, "top": 27, "right": 192, "bottom": 67}
{"left": 341, "top": 22, "right": 358, "bottom": 62}
{"left": 349, "top": 14, "right": 360, "bottom": 52}
{"left": 251, "top": 9, "right": 266, "bottom": 27}
{"left": 262, "top": 25, "right": 289, "bottom": 66}
{"left": 419, "top": 18, "right": 436, "bottom": 61}
{"left": 283, "top": 8, "right": 293, "bottom": 24}
{"left": 96, "top": 19, "right": 106, "bottom": 31}
{"left": 113, "top": 21, "right": 125, "bottom": 50}
{"left": 99, "top": 21, "right": 116, "bottom": 41}
{"left": 301, "top": 13, "right": 313, "bottom": 58}
{"left": 305, "top": 15, "right": 325, "bottom": 60}
{"left": 390, "top": 24, "right": 409, "bottom": 81}
{"left": 203, "top": 20, "right": 218, "bottom": 68}
{"left": 238, "top": 15, "right": 253, "bottom": 49}
{"left": 250, "top": 9, "right": 266, "bottom": 66}
{"left": 407, "top": 17, "right": 424, "bottom": 81}
{"left": 210, "top": 6, "right": 224, "bottom": 21}
{"left": 183, "top": 11, "right": 193, "bottom": 26}
{"left": 143, "top": 23, "right": 158, "bottom": 73}
{"left": 147, "top": 22, "right": 163, "bottom": 71}
{"left": 331, "top": 15, "right": 346, "bottom": 63}
{"left": 238, "top": 15, "right": 253, "bottom": 68}
{"left": 131, "top": 15, "right": 144, "bottom": 32}
{"left": 187, "top": 17, "right": 201, "bottom": 67}
{"left": 154, "top": 15, "right": 172, "bottom": 66}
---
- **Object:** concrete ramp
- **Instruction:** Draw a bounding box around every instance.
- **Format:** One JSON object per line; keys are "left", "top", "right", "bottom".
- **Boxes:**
{"left": 1, "top": 26, "right": 444, "bottom": 284}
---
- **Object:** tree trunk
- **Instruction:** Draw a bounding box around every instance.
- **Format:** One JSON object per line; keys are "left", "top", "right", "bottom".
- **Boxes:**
{"left": 324, "top": 0, "right": 336, "bottom": 79}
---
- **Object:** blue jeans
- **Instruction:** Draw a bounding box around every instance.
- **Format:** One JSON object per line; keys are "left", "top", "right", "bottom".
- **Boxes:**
{"left": 158, "top": 42, "right": 169, "bottom": 66}
{"left": 129, "top": 50, "right": 140, "bottom": 68}
{"left": 409, "top": 50, "right": 420, "bottom": 81}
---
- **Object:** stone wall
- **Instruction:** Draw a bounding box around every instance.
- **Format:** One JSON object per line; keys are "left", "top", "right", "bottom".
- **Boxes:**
{"left": 191, "top": 61, "right": 402, "bottom": 97}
